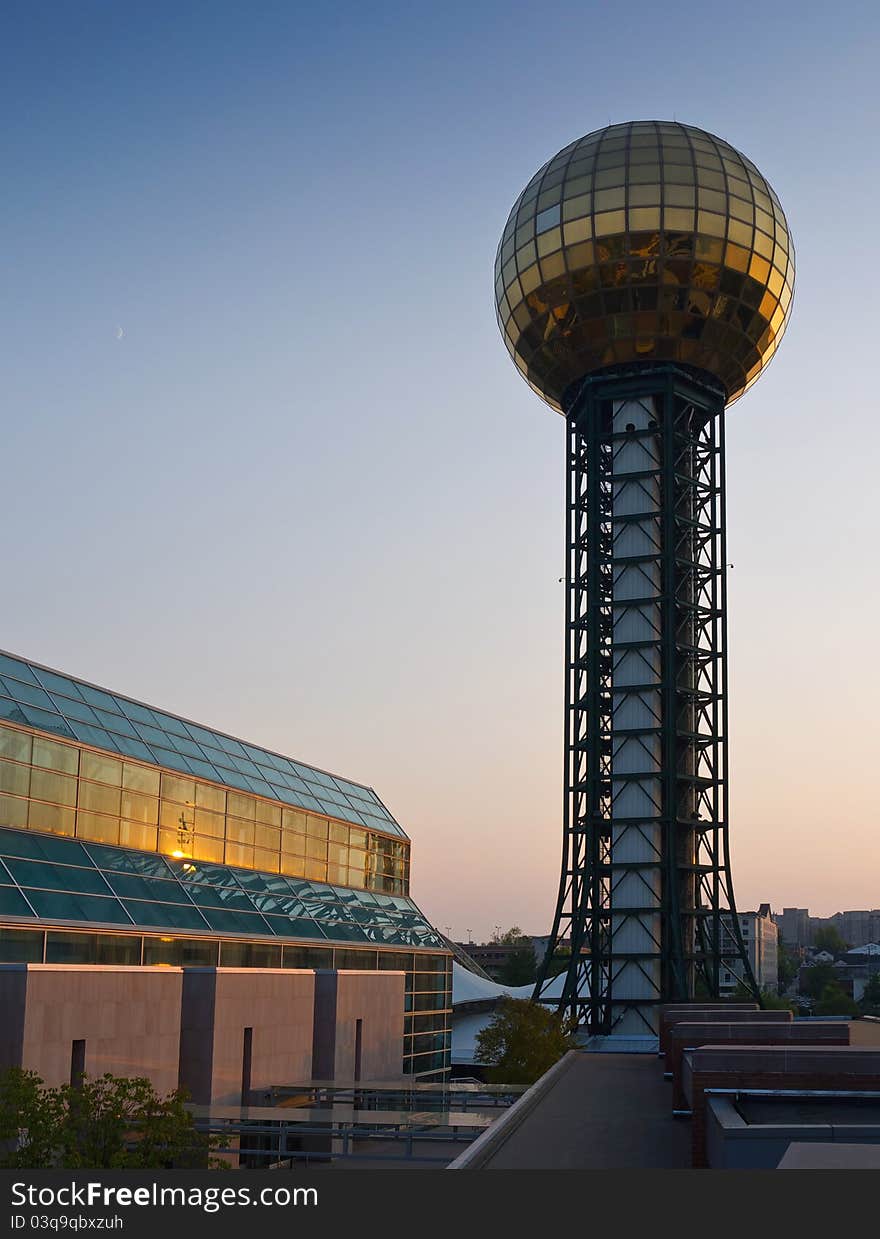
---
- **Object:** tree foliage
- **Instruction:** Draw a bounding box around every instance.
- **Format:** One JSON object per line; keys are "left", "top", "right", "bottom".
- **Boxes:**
{"left": 814, "top": 983, "right": 859, "bottom": 1017}
{"left": 759, "top": 987, "right": 799, "bottom": 1012}
{"left": 499, "top": 941, "right": 537, "bottom": 986}
{"left": 800, "top": 962, "right": 838, "bottom": 1000}
{"left": 730, "top": 981, "right": 797, "bottom": 1012}
{"left": 0, "top": 1069, "right": 217, "bottom": 1169}
{"left": 777, "top": 943, "right": 801, "bottom": 990}
{"left": 542, "top": 947, "right": 571, "bottom": 980}
{"left": 812, "top": 926, "right": 849, "bottom": 956}
{"left": 859, "top": 972, "right": 880, "bottom": 1015}
{"left": 474, "top": 998, "right": 577, "bottom": 1085}
{"left": 487, "top": 926, "right": 538, "bottom": 986}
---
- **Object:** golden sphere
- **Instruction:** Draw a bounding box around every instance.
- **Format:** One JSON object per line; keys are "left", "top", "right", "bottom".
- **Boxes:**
{"left": 494, "top": 121, "right": 794, "bottom": 411}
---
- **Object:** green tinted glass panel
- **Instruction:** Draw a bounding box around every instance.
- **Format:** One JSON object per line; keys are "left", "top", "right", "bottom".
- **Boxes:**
{"left": 264, "top": 916, "right": 328, "bottom": 940}
{"left": 119, "top": 900, "right": 207, "bottom": 930}
{"left": 45, "top": 930, "right": 140, "bottom": 965}
{"left": 142, "top": 937, "right": 217, "bottom": 966}
{"left": 4, "top": 859, "right": 108, "bottom": 895}
{"left": 199, "top": 908, "right": 270, "bottom": 934}
{"left": 186, "top": 885, "right": 257, "bottom": 912}
{"left": 0, "top": 886, "right": 34, "bottom": 917}
{"left": 24, "top": 890, "right": 131, "bottom": 924}
{"left": 102, "top": 872, "right": 191, "bottom": 904}
{"left": 0, "top": 926, "right": 43, "bottom": 961}
{"left": 0, "top": 825, "right": 443, "bottom": 951}
{"left": 335, "top": 948, "right": 378, "bottom": 969}
{"left": 0, "top": 828, "right": 82, "bottom": 862}
{"left": 219, "top": 940, "right": 282, "bottom": 967}
{"left": 282, "top": 944, "right": 333, "bottom": 968}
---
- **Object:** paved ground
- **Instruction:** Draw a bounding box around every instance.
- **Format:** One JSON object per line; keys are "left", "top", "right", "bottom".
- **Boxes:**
{"left": 480, "top": 1053, "right": 690, "bottom": 1169}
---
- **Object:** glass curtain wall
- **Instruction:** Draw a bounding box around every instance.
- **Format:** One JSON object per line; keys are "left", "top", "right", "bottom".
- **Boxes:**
{"left": 0, "top": 722, "right": 408, "bottom": 894}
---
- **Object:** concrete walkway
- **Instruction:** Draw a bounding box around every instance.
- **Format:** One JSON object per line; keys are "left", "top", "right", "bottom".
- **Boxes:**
{"left": 480, "top": 1053, "right": 690, "bottom": 1169}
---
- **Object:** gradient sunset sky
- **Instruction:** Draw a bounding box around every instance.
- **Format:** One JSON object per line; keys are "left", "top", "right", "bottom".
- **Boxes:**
{"left": 3, "top": 1, "right": 878, "bottom": 940}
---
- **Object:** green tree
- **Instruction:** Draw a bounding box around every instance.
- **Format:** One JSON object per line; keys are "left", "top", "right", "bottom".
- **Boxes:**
{"left": 859, "top": 972, "right": 880, "bottom": 1015}
{"left": 814, "top": 983, "right": 859, "bottom": 1016}
{"left": 542, "top": 947, "right": 571, "bottom": 980}
{"left": 0, "top": 1069, "right": 217, "bottom": 1169}
{"left": 499, "top": 939, "right": 537, "bottom": 987}
{"left": 777, "top": 943, "right": 801, "bottom": 990}
{"left": 474, "top": 998, "right": 577, "bottom": 1085}
{"left": 759, "top": 986, "right": 798, "bottom": 1012}
{"left": 813, "top": 925, "right": 849, "bottom": 956}
{"left": 492, "top": 925, "right": 524, "bottom": 944}
{"left": 730, "top": 980, "right": 758, "bottom": 1001}
{"left": 0, "top": 1068, "right": 61, "bottom": 1168}
{"left": 730, "top": 981, "right": 797, "bottom": 1012}
{"left": 800, "top": 962, "right": 837, "bottom": 1000}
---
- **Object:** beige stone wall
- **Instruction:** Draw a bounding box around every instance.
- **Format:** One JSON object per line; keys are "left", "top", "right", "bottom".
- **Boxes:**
{"left": 8, "top": 965, "right": 183, "bottom": 1094}
{"left": 1, "top": 964, "right": 407, "bottom": 1102}
{"left": 332, "top": 971, "right": 405, "bottom": 1081}
{"left": 180, "top": 969, "right": 316, "bottom": 1105}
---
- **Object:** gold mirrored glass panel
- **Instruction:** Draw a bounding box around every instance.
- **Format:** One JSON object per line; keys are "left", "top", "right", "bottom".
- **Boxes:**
{"left": 495, "top": 120, "right": 794, "bottom": 410}
{"left": 0, "top": 721, "right": 409, "bottom": 896}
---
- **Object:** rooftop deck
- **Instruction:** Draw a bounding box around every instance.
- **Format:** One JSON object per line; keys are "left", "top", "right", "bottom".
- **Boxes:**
{"left": 456, "top": 1051, "right": 691, "bottom": 1169}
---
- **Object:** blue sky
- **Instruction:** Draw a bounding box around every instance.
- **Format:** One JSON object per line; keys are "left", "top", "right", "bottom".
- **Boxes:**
{"left": 3, "top": 1, "right": 879, "bottom": 937}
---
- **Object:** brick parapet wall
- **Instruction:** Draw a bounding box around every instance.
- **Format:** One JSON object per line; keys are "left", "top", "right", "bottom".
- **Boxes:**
{"left": 688, "top": 1050, "right": 880, "bottom": 1167}
{"left": 667, "top": 1018, "right": 831, "bottom": 1108}
{"left": 658, "top": 1004, "right": 758, "bottom": 1054}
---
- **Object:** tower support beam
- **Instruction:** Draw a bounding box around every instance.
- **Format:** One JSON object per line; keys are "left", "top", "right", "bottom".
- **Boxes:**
{"left": 534, "top": 364, "right": 759, "bottom": 1039}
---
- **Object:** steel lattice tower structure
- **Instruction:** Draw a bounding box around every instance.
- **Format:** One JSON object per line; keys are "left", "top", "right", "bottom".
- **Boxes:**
{"left": 493, "top": 122, "right": 795, "bottom": 1041}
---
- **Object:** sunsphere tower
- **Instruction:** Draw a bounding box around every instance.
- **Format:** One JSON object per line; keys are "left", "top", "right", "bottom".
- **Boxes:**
{"left": 494, "top": 121, "right": 794, "bottom": 1041}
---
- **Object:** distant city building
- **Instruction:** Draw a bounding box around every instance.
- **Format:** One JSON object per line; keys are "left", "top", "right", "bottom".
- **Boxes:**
{"left": 797, "top": 951, "right": 879, "bottom": 1005}
{"left": 830, "top": 944, "right": 880, "bottom": 1003}
{"left": 720, "top": 905, "right": 778, "bottom": 994}
{"left": 456, "top": 942, "right": 524, "bottom": 982}
{"left": 832, "top": 910, "right": 880, "bottom": 948}
{"left": 846, "top": 943, "right": 880, "bottom": 961}
{"left": 775, "top": 907, "right": 880, "bottom": 950}
{"left": 529, "top": 935, "right": 571, "bottom": 966}
{"left": 776, "top": 907, "right": 812, "bottom": 948}
{"left": 456, "top": 936, "right": 570, "bottom": 982}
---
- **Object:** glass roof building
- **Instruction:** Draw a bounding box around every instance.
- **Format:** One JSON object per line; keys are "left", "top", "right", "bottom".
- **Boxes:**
{"left": 0, "top": 649, "right": 451, "bottom": 1078}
